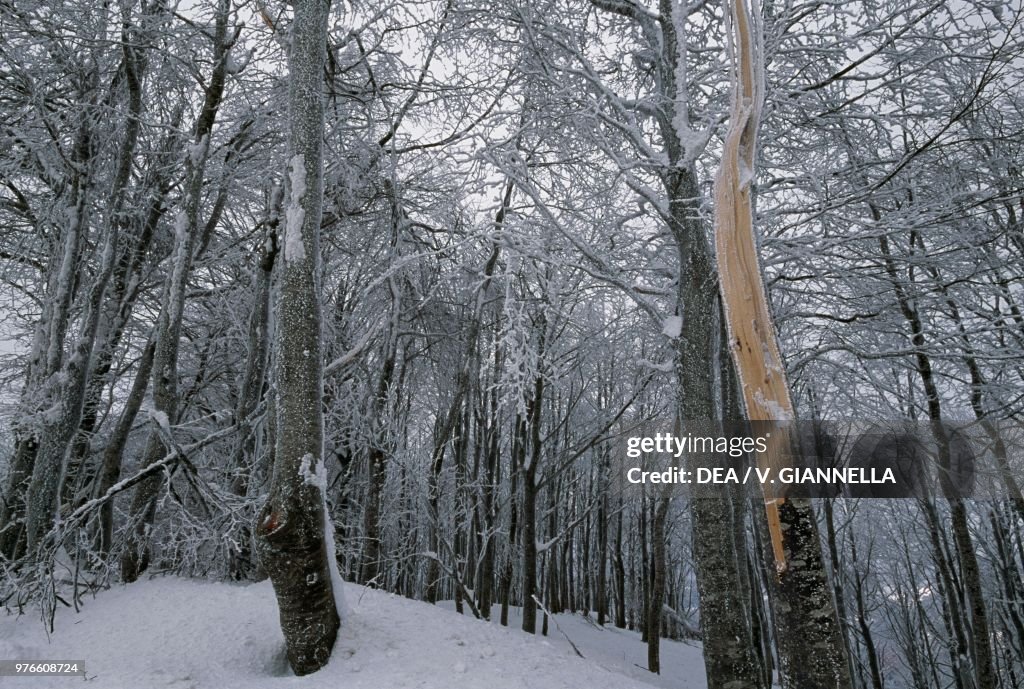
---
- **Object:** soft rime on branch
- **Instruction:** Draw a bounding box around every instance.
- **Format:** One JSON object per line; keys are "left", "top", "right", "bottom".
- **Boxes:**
{"left": 0, "top": 2, "right": 1022, "bottom": 689}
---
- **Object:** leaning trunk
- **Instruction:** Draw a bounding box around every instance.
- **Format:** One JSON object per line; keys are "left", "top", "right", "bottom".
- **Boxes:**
{"left": 120, "top": 0, "right": 235, "bottom": 582}
{"left": 714, "top": 2, "right": 852, "bottom": 688}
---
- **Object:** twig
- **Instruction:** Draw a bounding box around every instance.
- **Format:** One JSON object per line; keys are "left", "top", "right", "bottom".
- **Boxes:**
{"left": 531, "top": 595, "right": 585, "bottom": 658}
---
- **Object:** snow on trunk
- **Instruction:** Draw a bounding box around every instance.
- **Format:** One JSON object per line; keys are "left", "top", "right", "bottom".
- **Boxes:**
{"left": 284, "top": 154, "right": 307, "bottom": 263}
{"left": 668, "top": 0, "right": 693, "bottom": 161}
{"left": 254, "top": 0, "right": 340, "bottom": 677}
{"left": 322, "top": 488, "right": 349, "bottom": 623}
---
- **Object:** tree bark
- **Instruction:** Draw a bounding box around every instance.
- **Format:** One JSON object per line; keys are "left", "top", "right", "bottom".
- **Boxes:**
{"left": 95, "top": 337, "right": 155, "bottom": 557}
{"left": 714, "top": 2, "right": 852, "bottom": 687}
{"left": 254, "top": 0, "right": 340, "bottom": 676}
{"left": 646, "top": 486, "right": 669, "bottom": 674}
{"left": 228, "top": 195, "right": 280, "bottom": 580}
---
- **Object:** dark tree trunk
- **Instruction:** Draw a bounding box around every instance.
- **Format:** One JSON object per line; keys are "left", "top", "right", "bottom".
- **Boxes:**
{"left": 770, "top": 498, "right": 853, "bottom": 689}
{"left": 520, "top": 460, "right": 539, "bottom": 634}
{"left": 500, "top": 461, "right": 518, "bottom": 627}
{"left": 255, "top": 0, "right": 340, "bottom": 676}
{"left": 646, "top": 488, "right": 669, "bottom": 674}
{"left": 228, "top": 199, "right": 279, "bottom": 580}
{"left": 596, "top": 446, "right": 610, "bottom": 626}
{"left": 95, "top": 338, "right": 155, "bottom": 557}
{"left": 520, "top": 366, "right": 544, "bottom": 635}
{"left": 614, "top": 501, "right": 626, "bottom": 629}
{"left": 879, "top": 232, "right": 996, "bottom": 689}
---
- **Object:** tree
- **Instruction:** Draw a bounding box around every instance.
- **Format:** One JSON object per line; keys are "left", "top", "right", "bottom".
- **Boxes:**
{"left": 120, "top": 0, "right": 240, "bottom": 583}
{"left": 1, "top": 2, "right": 1022, "bottom": 687}
{"left": 253, "top": 0, "right": 341, "bottom": 676}
{"left": 714, "top": 0, "right": 851, "bottom": 687}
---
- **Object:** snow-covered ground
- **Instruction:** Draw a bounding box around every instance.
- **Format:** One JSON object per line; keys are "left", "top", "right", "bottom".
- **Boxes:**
{"left": 0, "top": 578, "right": 707, "bottom": 689}
{"left": 437, "top": 600, "right": 706, "bottom": 689}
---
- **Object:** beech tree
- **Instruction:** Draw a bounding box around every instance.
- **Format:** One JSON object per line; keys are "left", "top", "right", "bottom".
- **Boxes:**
{"left": 715, "top": 0, "right": 851, "bottom": 687}
{"left": 0, "top": 1, "right": 1021, "bottom": 687}
{"left": 253, "top": 0, "right": 341, "bottom": 676}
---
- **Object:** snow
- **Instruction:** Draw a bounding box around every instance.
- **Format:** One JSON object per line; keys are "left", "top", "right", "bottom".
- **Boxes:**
{"left": 0, "top": 578, "right": 707, "bottom": 689}
{"left": 323, "top": 505, "right": 349, "bottom": 624}
{"left": 39, "top": 401, "right": 63, "bottom": 425}
{"left": 669, "top": 1, "right": 695, "bottom": 161}
{"left": 295, "top": 452, "right": 349, "bottom": 623}
{"left": 187, "top": 136, "right": 209, "bottom": 167}
{"left": 225, "top": 48, "right": 253, "bottom": 75}
{"left": 752, "top": 389, "right": 792, "bottom": 422}
{"left": 149, "top": 409, "right": 170, "bottom": 432}
{"left": 173, "top": 210, "right": 189, "bottom": 246}
{"left": 284, "top": 155, "right": 307, "bottom": 264}
{"left": 637, "top": 358, "right": 675, "bottom": 373}
{"left": 440, "top": 601, "right": 707, "bottom": 689}
{"left": 166, "top": 210, "right": 192, "bottom": 322}
{"left": 739, "top": 159, "right": 755, "bottom": 190}
{"left": 297, "top": 453, "right": 325, "bottom": 489}
{"left": 662, "top": 315, "right": 683, "bottom": 338}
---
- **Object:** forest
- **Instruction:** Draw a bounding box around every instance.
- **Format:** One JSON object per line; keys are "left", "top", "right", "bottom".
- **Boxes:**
{"left": 1, "top": 0, "right": 1023, "bottom": 688}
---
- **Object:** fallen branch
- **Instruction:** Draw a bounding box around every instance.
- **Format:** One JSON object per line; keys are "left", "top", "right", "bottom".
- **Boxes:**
{"left": 419, "top": 549, "right": 483, "bottom": 620}
{"left": 53, "top": 424, "right": 236, "bottom": 537}
{"left": 531, "top": 595, "right": 585, "bottom": 659}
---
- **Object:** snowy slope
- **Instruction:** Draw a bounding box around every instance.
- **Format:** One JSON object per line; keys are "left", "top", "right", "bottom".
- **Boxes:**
{"left": 439, "top": 601, "right": 707, "bottom": 689}
{"left": 0, "top": 578, "right": 707, "bottom": 689}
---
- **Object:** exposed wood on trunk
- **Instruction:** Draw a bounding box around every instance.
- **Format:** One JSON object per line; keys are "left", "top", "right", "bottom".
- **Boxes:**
{"left": 714, "top": 3, "right": 852, "bottom": 688}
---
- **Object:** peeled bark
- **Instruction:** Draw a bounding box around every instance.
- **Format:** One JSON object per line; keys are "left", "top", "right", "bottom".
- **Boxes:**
{"left": 714, "top": 2, "right": 851, "bottom": 688}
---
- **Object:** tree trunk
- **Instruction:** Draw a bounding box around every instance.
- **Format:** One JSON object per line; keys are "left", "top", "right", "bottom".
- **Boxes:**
{"left": 95, "top": 337, "right": 155, "bottom": 557}
{"left": 500, "top": 461, "right": 519, "bottom": 627}
{"left": 596, "top": 446, "right": 610, "bottom": 626}
{"left": 646, "top": 487, "right": 669, "bottom": 674}
{"left": 520, "top": 454, "right": 539, "bottom": 634}
{"left": 0, "top": 93, "right": 95, "bottom": 560}
{"left": 24, "top": 27, "right": 145, "bottom": 547}
{"left": 228, "top": 197, "right": 279, "bottom": 580}
{"left": 254, "top": 0, "right": 340, "bottom": 676}
{"left": 520, "top": 358, "right": 544, "bottom": 635}
{"left": 714, "top": 2, "right": 851, "bottom": 687}
{"left": 878, "top": 231, "right": 996, "bottom": 689}
{"left": 614, "top": 500, "right": 626, "bottom": 629}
